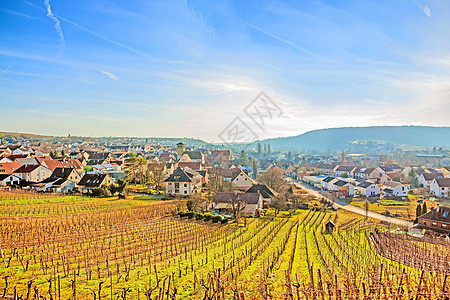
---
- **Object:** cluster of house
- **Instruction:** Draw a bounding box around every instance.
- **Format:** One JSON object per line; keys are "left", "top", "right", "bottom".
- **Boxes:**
{"left": 302, "top": 162, "right": 450, "bottom": 199}
{"left": 0, "top": 143, "right": 120, "bottom": 193}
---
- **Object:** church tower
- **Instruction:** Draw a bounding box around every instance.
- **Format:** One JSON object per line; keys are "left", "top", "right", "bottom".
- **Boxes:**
{"left": 341, "top": 151, "right": 346, "bottom": 166}
{"left": 176, "top": 142, "right": 185, "bottom": 159}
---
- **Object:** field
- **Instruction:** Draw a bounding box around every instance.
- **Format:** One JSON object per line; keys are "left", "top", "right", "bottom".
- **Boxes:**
{"left": 0, "top": 191, "right": 449, "bottom": 299}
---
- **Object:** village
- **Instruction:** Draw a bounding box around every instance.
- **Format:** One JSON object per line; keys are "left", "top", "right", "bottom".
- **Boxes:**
{"left": 1, "top": 135, "right": 449, "bottom": 238}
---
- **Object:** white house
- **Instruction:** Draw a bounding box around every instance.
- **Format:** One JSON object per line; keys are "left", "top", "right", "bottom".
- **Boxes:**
{"left": 321, "top": 176, "right": 337, "bottom": 190}
{"left": 0, "top": 174, "right": 20, "bottom": 186}
{"left": 382, "top": 181, "right": 408, "bottom": 197}
{"left": 231, "top": 170, "right": 255, "bottom": 191}
{"left": 164, "top": 167, "right": 201, "bottom": 196}
{"left": 418, "top": 173, "right": 443, "bottom": 189}
{"left": 13, "top": 165, "right": 52, "bottom": 182}
{"left": 357, "top": 181, "right": 380, "bottom": 197}
{"left": 429, "top": 178, "right": 450, "bottom": 198}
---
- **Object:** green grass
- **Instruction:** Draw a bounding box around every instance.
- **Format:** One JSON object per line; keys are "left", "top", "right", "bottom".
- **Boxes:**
{"left": 378, "top": 200, "right": 408, "bottom": 206}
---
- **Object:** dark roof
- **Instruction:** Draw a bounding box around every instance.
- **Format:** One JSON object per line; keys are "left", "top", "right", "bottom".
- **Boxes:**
{"left": 213, "top": 192, "right": 261, "bottom": 205}
{"left": 14, "top": 165, "right": 40, "bottom": 173}
{"left": 78, "top": 174, "right": 107, "bottom": 188}
{"left": 245, "top": 184, "right": 275, "bottom": 198}
{"left": 177, "top": 142, "right": 184, "bottom": 145}
{"left": 363, "top": 168, "right": 375, "bottom": 174}
{"left": 334, "top": 180, "right": 349, "bottom": 187}
{"left": 434, "top": 178, "right": 450, "bottom": 188}
{"left": 51, "top": 168, "right": 75, "bottom": 179}
{"left": 219, "top": 168, "right": 241, "bottom": 179}
{"left": 178, "top": 161, "right": 202, "bottom": 170}
{"left": 418, "top": 206, "right": 450, "bottom": 224}
{"left": 183, "top": 151, "right": 203, "bottom": 160}
{"left": 358, "top": 181, "right": 374, "bottom": 188}
{"left": 0, "top": 174, "right": 18, "bottom": 181}
{"left": 336, "top": 166, "right": 355, "bottom": 172}
{"left": 323, "top": 176, "right": 335, "bottom": 183}
{"left": 164, "top": 168, "right": 192, "bottom": 182}
{"left": 422, "top": 173, "right": 443, "bottom": 181}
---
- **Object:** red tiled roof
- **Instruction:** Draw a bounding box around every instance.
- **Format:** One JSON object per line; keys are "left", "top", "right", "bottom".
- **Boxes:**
{"left": 43, "top": 158, "right": 83, "bottom": 171}
{"left": 1, "top": 161, "right": 22, "bottom": 174}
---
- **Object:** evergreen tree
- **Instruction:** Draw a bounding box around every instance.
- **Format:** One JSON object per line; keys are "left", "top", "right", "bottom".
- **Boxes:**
{"left": 251, "top": 159, "right": 258, "bottom": 179}
{"left": 422, "top": 203, "right": 427, "bottom": 215}
{"left": 416, "top": 204, "right": 422, "bottom": 218}
{"left": 61, "top": 149, "right": 65, "bottom": 157}
{"left": 268, "top": 144, "right": 271, "bottom": 155}
{"left": 50, "top": 151, "right": 55, "bottom": 158}
{"left": 257, "top": 143, "right": 262, "bottom": 157}
{"left": 287, "top": 151, "right": 293, "bottom": 161}
{"left": 263, "top": 144, "right": 267, "bottom": 155}
{"left": 239, "top": 150, "right": 249, "bottom": 166}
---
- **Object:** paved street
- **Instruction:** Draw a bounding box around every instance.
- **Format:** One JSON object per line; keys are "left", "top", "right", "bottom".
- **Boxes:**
{"left": 295, "top": 181, "right": 413, "bottom": 228}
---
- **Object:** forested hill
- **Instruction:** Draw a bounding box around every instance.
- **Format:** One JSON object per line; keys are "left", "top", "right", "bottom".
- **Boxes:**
{"left": 256, "top": 126, "right": 450, "bottom": 151}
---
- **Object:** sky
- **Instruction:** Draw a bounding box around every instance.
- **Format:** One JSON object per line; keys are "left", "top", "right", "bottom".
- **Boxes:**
{"left": 0, "top": 0, "right": 449, "bottom": 142}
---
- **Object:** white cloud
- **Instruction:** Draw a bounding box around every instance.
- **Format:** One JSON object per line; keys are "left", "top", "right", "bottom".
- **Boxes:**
{"left": 44, "top": 0, "right": 65, "bottom": 53}
{"left": 100, "top": 70, "right": 120, "bottom": 80}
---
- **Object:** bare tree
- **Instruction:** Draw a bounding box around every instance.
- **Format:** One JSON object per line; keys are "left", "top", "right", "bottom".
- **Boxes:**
{"left": 257, "top": 166, "right": 285, "bottom": 192}
{"left": 229, "top": 193, "right": 247, "bottom": 221}
{"left": 147, "top": 163, "right": 166, "bottom": 189}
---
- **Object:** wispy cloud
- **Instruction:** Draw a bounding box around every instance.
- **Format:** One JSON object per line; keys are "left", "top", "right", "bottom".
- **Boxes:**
{"left": 0, "top": 66, "right": 11, "bottom": 78}
{"left": 1, "top": 8, "right": 36, "bottom": 19}
{"left": 100, "top": 70, "right": 120, "bottom": 80}
{"left": 244, "top": 21, "right": 336, "bottom": 62}
{"left": 413, "top": 0, "right": 431, "bottom": 17}
{"left": 44, "top": 0, "right": 65, "bottom": 53}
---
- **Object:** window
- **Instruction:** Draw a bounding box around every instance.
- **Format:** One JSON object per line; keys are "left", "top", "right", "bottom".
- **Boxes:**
{"left": 184, "top": 183, "right": 187, "bottom": 187}
{"left": 184, "top": 190, "right": 187, "bottom": 194}
{"left": 443, "top": 211, "right": 448, "bottom": 217}
{"left": 175, "top": 183, "right": 179, "bottom": 188}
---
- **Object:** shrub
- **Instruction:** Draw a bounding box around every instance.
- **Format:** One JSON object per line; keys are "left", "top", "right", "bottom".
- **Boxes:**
{"left": 203, "top": 214, "right": 213, "bottom": 221}
{"left": 220, "top": 218, "right": 229, "bottom": 224}
{"left": 211, "top": 215, "right": 223, "bottom": 223}
{"left": 186, "top": 211, "right": 194, "bottom": 219}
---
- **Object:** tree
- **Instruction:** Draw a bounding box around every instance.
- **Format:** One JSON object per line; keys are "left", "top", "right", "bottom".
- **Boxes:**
{"left": 364, "top": 200, "right": 369, "bottom": 219}
{"left": 239, "top": 150, "right": 249, "bottom": 166}
{"left": 257, "top": 143, "right": 262, "bottom": 157}
{"left": 251, "top": 159, "right": 258, "bottom": 179}
{"left": 147, "top": 163, "right": 166, "bottom": 189}
{"left": 137, "top": 156, "right": 148, "bottom": 185}
{"left": 287, "top": 151, "right": 293, "bottom": 161}
{"left": 61, "top": 149, "right": 66, "bottom": 157}
{"left": 186, "top": 194, "right": 209, "bottom": 213}
{"left": 257, "top": 166, "right": 284, "bottom": 192}
{"left": 271, "top": 195, "right": 287, "bottom": 216}
{"left": 263, "top": 144, "right": 267, "bottom": 156}
{"left": 422, "top": 202, "right": 427, "bottom": 215}
{"left": 416, "top": 204, "right": 422, "bottom": 218}
{"left": 229, "top": 193, "right": 247, "bottom": 221}
{"left": 50, "top": 151, "right": 56, "bottom": 158}
{"left": 267, "top": 144, "right": 271, "bottom": 155}
{"left": 125, "top": 153, "right": 138, "bottom": 183}
{"left": 342, "top": 172, "right": 349, "bottom": 178}
{"left": 116, "top": 179, "right": 127, "bottom": 194}
{"left": 408, "top": 168, "right": 419, "bottom": 188}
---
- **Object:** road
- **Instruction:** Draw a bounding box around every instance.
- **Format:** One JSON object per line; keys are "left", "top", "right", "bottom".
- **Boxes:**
{"left": 294, "top": 181, "right": 413, "bottom": 228}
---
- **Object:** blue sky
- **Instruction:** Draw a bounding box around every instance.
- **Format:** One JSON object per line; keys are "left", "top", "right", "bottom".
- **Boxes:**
{"left": 1, "top": 0, "right": 449, "bottom": 142}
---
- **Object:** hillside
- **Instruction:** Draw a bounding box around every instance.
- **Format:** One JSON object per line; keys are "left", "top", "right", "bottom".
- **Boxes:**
{"left": 256, "top": 126, "right": 450, "bottom": 151}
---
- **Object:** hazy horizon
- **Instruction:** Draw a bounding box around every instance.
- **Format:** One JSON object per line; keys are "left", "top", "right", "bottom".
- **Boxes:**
{"left": 1, "top": 0, "right": 450, "bottom": 142}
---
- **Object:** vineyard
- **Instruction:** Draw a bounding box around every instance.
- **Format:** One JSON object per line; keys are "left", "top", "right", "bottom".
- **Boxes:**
{"left": 0, "top": 191, "right": 449, "bottom": 299}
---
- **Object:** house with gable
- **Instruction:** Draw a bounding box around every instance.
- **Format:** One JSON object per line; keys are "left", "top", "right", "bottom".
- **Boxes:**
{"left": 429, "top": 178, "right": 450, "bottom": 198}
{"left": 164, "top": 167, "right": 202, "bottom": 196}
{"left": 357, "top": 181, "right": 380, "bottom": 197}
